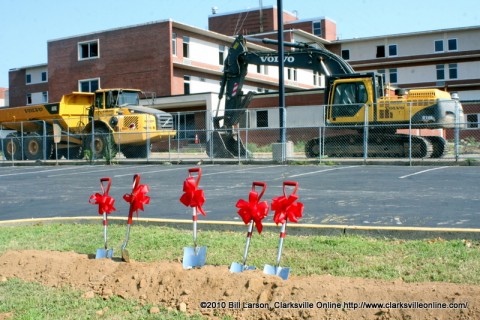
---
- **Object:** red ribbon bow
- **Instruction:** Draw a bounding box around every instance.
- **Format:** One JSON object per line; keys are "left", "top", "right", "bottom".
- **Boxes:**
{"left": 271, "top": 182, "right": 304, "bottom": 225}
{"left": 123, "top": 175, "right": 150, "bottom": 219}
{"left": 89, "top": 193, "right": 116, "bottom": 215}
{"left": 89, "top": 177, "right": 116, "bottom": 215}
{"left": 236, "top": 187, "right": 269, "bottom": 234}
{"left": 179, "top": 176, "right": 206, "bottom": 216}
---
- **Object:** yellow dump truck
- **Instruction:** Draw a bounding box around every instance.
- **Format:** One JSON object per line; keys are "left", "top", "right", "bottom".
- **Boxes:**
{"left": 0, "top": 88, "right": 175, "bottom": 160}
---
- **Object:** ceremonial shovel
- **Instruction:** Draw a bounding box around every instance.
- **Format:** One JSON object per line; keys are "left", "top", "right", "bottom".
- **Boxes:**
{"left": 264, "top": 181, "right": 303, "bottom": 280}
{"left": 230, "top": 182, "right": 268, "bottom": 273}
{"left": 121, "top": 174, "right": 150, "bottom": 262}
{"left": 94, "top": 178, "right": 115, "bottom": 259}
{"left": 181, "top": 168, "right": 207, "bottom": 269}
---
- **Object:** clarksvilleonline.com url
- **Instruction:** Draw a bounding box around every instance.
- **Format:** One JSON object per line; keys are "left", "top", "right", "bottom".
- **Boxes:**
{"left": 200, "top": 300, "right": 469, "bottom": 310}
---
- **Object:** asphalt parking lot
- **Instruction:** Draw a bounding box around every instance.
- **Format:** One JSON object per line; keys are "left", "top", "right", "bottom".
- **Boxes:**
{"left": 0, "top": 164, "right": 479, "bottom": 231}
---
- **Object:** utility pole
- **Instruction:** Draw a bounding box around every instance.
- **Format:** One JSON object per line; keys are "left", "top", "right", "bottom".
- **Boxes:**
{"left": 277, "top": 0, "right": 286, "bottom": 162}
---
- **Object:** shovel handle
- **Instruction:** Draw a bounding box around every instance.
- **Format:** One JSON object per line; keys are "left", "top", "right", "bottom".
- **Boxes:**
{"left": 188, "top": 167, "right": 202, "bottom": 186}
{"left": 282, "top": 181, "right": 298, "bottom": 197}
{"left": 132, "top": 174, "right": 141, "bottom": 190}
{"left": 100, "top": 177, "right": 112, "bottom": 196}
{"left": 252, "top": 181, "right": 267, "bottom": 200}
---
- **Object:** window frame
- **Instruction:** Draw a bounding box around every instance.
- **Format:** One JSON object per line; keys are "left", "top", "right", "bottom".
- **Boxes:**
{"left": 78, "top": 39, "right": 100, "bottom": 60}
{"left": 312, "top": 21, "right": 322, "bottom": 37}
{"left": 256, "top": 110, "right": 269, "bottom": 128}
{"left": 389, "top": 68, "right": 398, "bottom": 84}
{"left": 172, "top": 32, "right": 177, "bottom": 56}
{"left": 78, "top": 78, "right": 100, "bottom": 92}
{"left": 467, "top": 114, "right": 480, "bottom": 129}
{"left": 183, "top": 36, "right": 190, "bottom": 59}
{"left": 448, "top": 38, "right": 458, "bottom": 51}
{"left": 434, "top": 39, "right": 444, "bottom": 53}
{"left": 388, "top": 44, "right": 397, "bottom": 57}
{"left": 436, "top": 64, "right": 445, "bottom": 80}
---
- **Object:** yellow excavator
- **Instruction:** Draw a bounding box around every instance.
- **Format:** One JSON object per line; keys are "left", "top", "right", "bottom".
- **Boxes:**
{"left": 209, "top": 35, "right": 465, "bottom": 158}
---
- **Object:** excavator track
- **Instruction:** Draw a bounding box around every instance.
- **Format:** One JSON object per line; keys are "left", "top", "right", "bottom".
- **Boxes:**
{"left": 305, "top": 133, "right": 439, "bottom": 158}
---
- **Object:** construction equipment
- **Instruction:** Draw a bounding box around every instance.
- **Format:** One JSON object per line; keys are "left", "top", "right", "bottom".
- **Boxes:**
{"left": 0, "top": 89, "right": 175, "bottom": 160}
{"left": 209, "top": 35, "right": 465, "bottom": 159}
{"left": 89, "top": 177, "right": 116, "bottom": 259}
{"left": 180, "top": 168, "right": 207, "bottom": 269}
{"left": 121, "top": 174, "right": 150, "bottom": 262}
{"left": 230, "top": 181, "right": 269, "bottom": 273}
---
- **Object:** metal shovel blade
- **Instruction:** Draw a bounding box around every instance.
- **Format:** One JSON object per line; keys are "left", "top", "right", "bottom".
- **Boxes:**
{"left": 96, "top": 248, "right": 114, "bottom": 259}
{"left": 229, "top": 262, "right": 256, "bottom": 273}
{"left": 263, "top": 264, "right": 290, "bottom": 280}
{"left": 182, "top": 246, "right": 207, "bottom": 269}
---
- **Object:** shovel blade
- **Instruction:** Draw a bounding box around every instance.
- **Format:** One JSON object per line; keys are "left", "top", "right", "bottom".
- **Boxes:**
{"left": 182, "top": 246, "right": 207, "bottom": 269}
{"left": 96, "top": 248, "right": 114, "bottom": 259}
{"left": 229, "top": 262, "right": 256, "bottom": 273}
{"left": 263, "top": 264, "right": 290, "bottom": 280}
{"left": 121, "top": 249, "right": 130, "bottom": 263}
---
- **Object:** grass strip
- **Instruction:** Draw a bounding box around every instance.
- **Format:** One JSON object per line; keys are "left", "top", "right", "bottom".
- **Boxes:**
{"left": 0, "top": 223, "right": 479, "bottom": 284}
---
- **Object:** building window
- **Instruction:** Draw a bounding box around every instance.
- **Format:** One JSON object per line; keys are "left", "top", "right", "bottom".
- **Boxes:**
{"left": 434, "top": 40, "right": 444, "bottom": 52}
{"left": 172, "top": 33, "right": 177, "bottom": 56}
{"left": 26, "top": 93, "right": 32, "bottom": 105}
{"left": 79, "top": 78, "right": 100, "bottom": 92}
{"left": 26, "top": 74, "right": 32, "bottom": 84}
{"left": 341, "top": 49, "right": 350, "bottom": 60}
{"left": 467, "top": 114, "right": 480, "bottom": 128}
{"left": 41, "top": 71, "right": 47, "bottom": 82}
{"left": 376, "top": 45, "right": 385, "bottom": 58}
{"left": 78, "top": 40, "right": 99, "bottom": 60}
{"left": 256, "top": 110, "right": 268, "bottom": 128}
{"left": 42, "top": 92, "right": 48, "bottom": 103}
{"left": 184, "top": 75, "right": 190, "bottom": 94}
{"left": 219, "top": 45, "right": 225, "bottom": 65}
{"left": 287, "top": 68, "right": 297, "bottom": 81}
{"left": 389, "top": 68, "right": 397, "bottom": 83}
{"left": 388, "top": 44, "right": 397, "bottom": 56}
{"left": 436, "top": 64, "right": 445, "bottom": 80}
{"left": 183, "top": 36, "right": 190, "bottom": 58}
{"left": 313, "top": 21, "right": 322, "bottom": 37}
{"left": 449, "top": 63, "right": 458, "bottom": 79}
{"left": 448, "top": 38, "right": 458, "bottom": 51}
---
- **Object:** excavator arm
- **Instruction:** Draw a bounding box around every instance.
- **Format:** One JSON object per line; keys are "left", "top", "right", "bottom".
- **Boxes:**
{"left": 209, "top": 34, "right": 354, "bottom": 158}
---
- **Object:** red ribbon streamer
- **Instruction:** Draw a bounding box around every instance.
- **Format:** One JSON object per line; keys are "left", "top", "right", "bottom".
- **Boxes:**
{"left": 89, "top": 193, "right": 116, "bottom": 215}
{"left": 236, "top": 190, "right": 269, "bottom": 234}
{"left": 123, "top": 184, "right": 150, "bottom": 219}
{"left": 271, "top": 193, "right": 304, "bottom": 225}
{"left": 179, "top": 176, "right": 206, "bottom": 216}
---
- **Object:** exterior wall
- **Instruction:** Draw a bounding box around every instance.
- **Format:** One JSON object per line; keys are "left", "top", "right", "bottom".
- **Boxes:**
{"left": 208, "top": 6, "right": 297, "bottom": 36}
{"left": 8, "top": 67, "right": 48, "bottom": 107}
{"left": 285, "top": 18, "right": 337, "bottom": 41}
{"left": 47, "top": 21, "right": 173, "bottom": 102}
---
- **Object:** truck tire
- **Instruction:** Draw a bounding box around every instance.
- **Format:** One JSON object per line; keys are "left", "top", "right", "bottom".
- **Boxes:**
{"left": 23, "top": 133, "right": 46, "bottom": 160}
{"left": 121, "top": 145, "right": 150, "bottom": 158}
{"left": 2, "top": 133, "right": 22, "bottom": 160}
{"left": 84, "top": 128, "right": 117, "bottom": 159}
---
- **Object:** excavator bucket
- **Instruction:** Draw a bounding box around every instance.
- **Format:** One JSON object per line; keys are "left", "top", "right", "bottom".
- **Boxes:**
{"left": 206, "top": 131, "right": 250, "bottom": 159}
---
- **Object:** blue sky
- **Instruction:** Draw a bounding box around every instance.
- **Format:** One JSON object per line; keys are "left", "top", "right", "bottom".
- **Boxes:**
{"left": 1, "top": 0, "right": 478, "bottom": 88}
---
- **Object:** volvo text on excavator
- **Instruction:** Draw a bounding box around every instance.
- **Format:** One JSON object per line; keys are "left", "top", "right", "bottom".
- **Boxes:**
{"left": 209, "top": 35, "right": 465, "bottom": 159}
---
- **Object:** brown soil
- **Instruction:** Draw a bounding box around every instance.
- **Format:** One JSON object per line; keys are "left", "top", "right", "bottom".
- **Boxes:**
{"left": 0, "top": 250, "right": 479, "bottom": 319}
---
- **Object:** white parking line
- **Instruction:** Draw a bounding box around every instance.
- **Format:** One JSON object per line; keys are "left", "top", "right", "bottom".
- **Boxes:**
{"left": 113, "top": 165, "right": 215, "bottom": 177}
{"left": 48, "top": 165, "right": 154, "bottom": 177}
{"left": 201, "top": 165, "right": 284, "bottom": 176}
{"left": 0, "top": 166, "right": 80, "bottom": 178}
{"left": 399, "top": 166, "right": 449, "bottom": 179}
{"left": 288, "top": 165, "right": 359, "bottom": 178}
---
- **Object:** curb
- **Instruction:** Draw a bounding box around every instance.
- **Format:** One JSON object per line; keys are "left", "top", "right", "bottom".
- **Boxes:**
{"left": 1, "top": 217, "right": 479, "bottom": 240}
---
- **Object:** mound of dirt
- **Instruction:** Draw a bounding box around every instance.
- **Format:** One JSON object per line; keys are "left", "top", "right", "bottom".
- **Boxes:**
{"left": 0, "top": 250, "right": 479, "bottom": 319}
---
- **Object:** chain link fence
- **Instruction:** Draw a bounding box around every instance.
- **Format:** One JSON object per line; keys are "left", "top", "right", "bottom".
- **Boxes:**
{"left": 1, "top": 102, "right": 480, "bottom": 164}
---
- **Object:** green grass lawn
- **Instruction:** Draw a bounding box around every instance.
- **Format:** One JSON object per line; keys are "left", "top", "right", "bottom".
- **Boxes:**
{"left": 0, "top": 223, "right": 479, "bottom": 319}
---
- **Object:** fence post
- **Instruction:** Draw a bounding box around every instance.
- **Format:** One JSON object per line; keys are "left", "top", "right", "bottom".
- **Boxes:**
{"left": 454, "top": 100, "right": 460, "bottom": 162}
{"left": 363, "top": 104, "right": 369, "bottom": 163}
{"left": 408, "top": 103, "right": 412, "bottom": 165}
{"left": 42, "top": 120, "right": 47, "bottom": 160}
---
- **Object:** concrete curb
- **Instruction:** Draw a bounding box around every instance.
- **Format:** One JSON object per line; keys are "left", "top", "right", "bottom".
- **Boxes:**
{"left": 1, "top": 217, "right": 479, "bottom": 240}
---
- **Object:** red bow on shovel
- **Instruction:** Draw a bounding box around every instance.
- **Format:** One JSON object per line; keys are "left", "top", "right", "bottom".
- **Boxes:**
{"left": 236, "top": 182, "right": 269, "bottom": 234}
{"left": 264, "top": 181, "right": 304, "bottom": 280}
{"left": 230, "top": 182, "right": 269, "bottom": 273}
{"left": 121, "top": 174, "right": 150, "bottom": 262}
{"left": 179, "top": 170, "right": 206, "bottom": 216}
{"left": 89, "top": 177, "right": 116, "bottom": 259}
{"left": 180, "top": 168, "right": 207, "bottom": 269}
